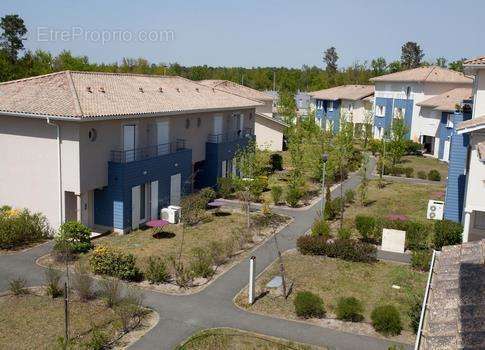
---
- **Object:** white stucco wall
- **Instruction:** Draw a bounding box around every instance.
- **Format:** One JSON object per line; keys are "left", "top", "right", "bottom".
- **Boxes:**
{"left": 340, "top": 99, "right": 372, "bottom": 124}
{"left": 463, "top": 132, "right": 485, "bottom": 213}
{"left": 255, "top": 115, "right": 284, "bottom": 151}
{"left": 472, "top": 70, "right": 485, "bottom": 118}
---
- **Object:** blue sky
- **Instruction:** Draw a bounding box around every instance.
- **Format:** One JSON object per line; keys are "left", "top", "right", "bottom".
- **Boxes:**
{"left": 2, "top": 0, "right": 484, "bottom": 68}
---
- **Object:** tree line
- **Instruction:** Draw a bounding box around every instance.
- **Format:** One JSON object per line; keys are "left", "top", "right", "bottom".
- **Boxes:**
{"left": 0, "top": 14, "right": 468, "bottom": 93}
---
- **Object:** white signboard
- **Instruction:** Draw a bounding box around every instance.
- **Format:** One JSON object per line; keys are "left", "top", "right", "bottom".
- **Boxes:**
{"left": 427, "top": 200, "right": 444, "bottom": 220}
{"left": 382, "top": 229, "right": 406, "bottom": 253}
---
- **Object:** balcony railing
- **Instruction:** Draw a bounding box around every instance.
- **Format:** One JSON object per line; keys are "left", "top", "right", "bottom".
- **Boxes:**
{"left": 207, "top": 128, "right": 254, "bottom": 143}
{"left": 111, "top": 139, "right": 187, "bottom": 163}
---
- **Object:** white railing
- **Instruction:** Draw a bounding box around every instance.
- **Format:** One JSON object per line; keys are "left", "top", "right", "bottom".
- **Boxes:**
{"left": 414, "top": 249, "right": 437, "bottom": 350}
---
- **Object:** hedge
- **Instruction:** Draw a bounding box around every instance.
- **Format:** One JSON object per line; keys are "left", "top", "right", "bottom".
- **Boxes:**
{"left": 0, "top": 207, "right": 50, "bottom": 249}
{"left": 297, "top": 236, "right": 377, "bottom": 263}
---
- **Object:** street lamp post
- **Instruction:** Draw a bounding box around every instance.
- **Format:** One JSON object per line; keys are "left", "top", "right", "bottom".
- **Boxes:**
{"left": 321, "top": 153, "right": 329, "bottom": 217}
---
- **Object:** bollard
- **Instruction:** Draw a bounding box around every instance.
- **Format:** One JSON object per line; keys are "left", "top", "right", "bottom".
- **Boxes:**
{"left": 248, "top": 256, "right": 256, "bottom": 304}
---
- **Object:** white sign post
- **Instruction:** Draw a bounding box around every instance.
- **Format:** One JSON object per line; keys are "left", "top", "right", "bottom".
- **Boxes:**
{"left": 248, "top": 256, "right": 256, "bottom": 305}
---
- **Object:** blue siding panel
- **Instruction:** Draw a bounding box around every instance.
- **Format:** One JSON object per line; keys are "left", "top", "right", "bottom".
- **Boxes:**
{"left": 94, "top": 148, "right": 193, "bottom": 231}
{"left": 443, "top": 111, "right": 472, "bottom": 223}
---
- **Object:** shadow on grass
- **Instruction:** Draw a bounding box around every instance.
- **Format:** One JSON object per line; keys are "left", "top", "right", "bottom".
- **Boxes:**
{"left": 214, "top": 211, "right": 231, "bottom": 217}
{"left": 152, "top": 231, "right": 176, "bottom": 239}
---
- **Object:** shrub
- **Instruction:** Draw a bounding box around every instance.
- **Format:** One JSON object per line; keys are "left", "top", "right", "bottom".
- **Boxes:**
{"left": 294, "top": 291, "right": 325, "bottom": 318}
{"left": 297, "top": 236, "right": 377, "bottom": 263}
{"left": 324, "top": 198, "right": 341, "bottom": 220}
{"left": 249, "top": 177, "right": 267, "bottom": 201}
{"left": 145, "top": 256, "right": 170, "bottom": 284}
{"left": 371, "top": 305, "right": 402, "bottom": 336}
{"left": 286, "top": 185, "right": 301, "bottom": 207}
{"left": 411, "top": 250, "right": 432, "bottom": 271}
{"left": 45, "top": 266, "right": 63, "bottom": 298}
{"left": 54, "top": 221, "right": 92, "bottom": 256}
{"left": 336, "top": 297, "right": 364, "bottom": 322}
{"left": 427, "top": 169, "right": 441, "bottom": 181}
{"left": 114, "top": 287, "right": 144, "bottom": 332}
{"left": 199, "top": 187, "right": 216, "bottom": 203}
{"left": 408, "top": 294, "right": 423, "bottom": 334}
{"left": 337, "top": 227, "right": 352, "bottom": 240}
{"left": 404, "top": 221, "right": 430, "bottom": 250}
{"left": 0, "top": 208, "right": 50, "bottom": 249}
{"left": 189, "top": 247, "right": 215, "bottom": 278}
{"left": 404, "top": 140, "right": 423, "bottom": 155}
{"left": 434, "top": 220, "right": 462, "bottom": 250}
{"left": 403, "top": 167, "right": 414, "bottom": 178}
{"left": 9, "top": 278, "right": 28, "bottom": 295}
{"left": 271, "top": 185, "right": 283, "bottom": 205}
{"left": 390, "top": 166, "right": 404, "bottom": 176}
{"left": 208, "top": 240, "right": 230, "bottom": 266}
{"left": 311, "top": 217, "right": 330, "bottom": 238}
{"left": 417, "top": 170, "right": 427, "bottom": 180}
{"left": 168, "top": 256, "right": 194, "bottom": 289}
{"left": 72, "top": 261, "right": 93, "bottom": 301}
{"left": 217, "top": 177, "right": 235, "bottom": 198}
{"left": 84, "top": 325, "right": 108, "bottom": 350}
{"left": 270, "top": 153, "right": 283, "bottom": 171}
{"left": 89, "top": 246, "right": 142, "bottom": 281}
{"left": 99, "top": 277, "right": 122, "bottom": 308}
{"left": 355, "top": 215, "right": 381, "bottom": 244}
{"left": 180, "top": 192, "right": 209, "bottom": 227}
{"left": 345, "top": 189, "right": 355, "bottom": 204}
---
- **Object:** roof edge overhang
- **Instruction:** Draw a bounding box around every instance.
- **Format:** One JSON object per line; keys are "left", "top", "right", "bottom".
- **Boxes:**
{"left": 457, "top": 124, "right": 485, "bottom": 134}
{"left": 0, "top": 104, "right": 260, "bottom": 122}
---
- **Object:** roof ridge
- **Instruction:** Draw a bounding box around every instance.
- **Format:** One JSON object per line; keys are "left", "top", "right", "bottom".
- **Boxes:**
{"left": 0, "top": 71, "right": 68, "bottom": 86}
{"left": 66, "top": 71, "right": 83, "bottom": 116}
{"left": 68, "top": 70, "right": 180, "bottom": 79}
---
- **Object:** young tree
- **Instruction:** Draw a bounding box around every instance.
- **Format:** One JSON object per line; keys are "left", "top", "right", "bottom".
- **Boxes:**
{"left": 323, "top": 47, "right": 339, "bottom": 74}
{"left": 371, "top": 57, "right": 387, "bottom": 76}
{"left": 387, "top": 60, "right": 402, "bottom": 73}
{"left": 401, "top": 42, "right": 424, "bottom": 69}
{"left": 278, "top": 89, "right": 297, "bottom": 126}
{"left": 449, "top": 58, "right": 467, "bottom": 72}
{"left": 388, "top": 119, "right": 408, "bottom": 165}
{"left": 362, "top": 109, "right": 374, "bottom": 150}
{"left": 0, "top": 14, "right": 27, "bottom": 62}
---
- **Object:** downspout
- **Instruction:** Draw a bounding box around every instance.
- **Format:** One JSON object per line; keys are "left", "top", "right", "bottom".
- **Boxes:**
{"left": 46, "top": 117, "right": 63, "bottom": 230}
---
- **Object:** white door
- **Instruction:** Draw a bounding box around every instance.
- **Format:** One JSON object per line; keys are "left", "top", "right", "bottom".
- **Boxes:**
{"left": 123, "top": 125, "right": 136, "bottom": 162}
{"left": 443, "top": 139, "right": 451, "bottom": 162}
{"left": 157, "top": 121, "right": 170, "bottom": 155}
{"left": 221, "top": 160, "right": 227, "bottom": 178}
{"left": 170, "top": 174, "right": 181, "bottom": 205}
{"left": 239, "top": 113, "right": 244, "bottom": 133}
{"left": 131, "top": 185, "right": 141, "bottom": 230}
{"left": 213, "top": 115, "right": 223, "bottom": 135}
{"left": 150, "top": 180, "right": 159, "bottom": 220}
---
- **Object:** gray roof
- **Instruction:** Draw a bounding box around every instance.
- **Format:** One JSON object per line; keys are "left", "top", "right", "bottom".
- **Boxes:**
{"left": 421, "top": 240, "right": 485, "bottom": 349}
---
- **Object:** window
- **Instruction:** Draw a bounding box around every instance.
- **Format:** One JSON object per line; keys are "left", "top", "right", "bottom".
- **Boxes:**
{"left": 446, "top": 114, "right": 454, "bottom": 128}
{"left": 394, "top": 107, "right": 405, "bottom": 119}
{"left": 328, "top": 101, "right": 334, "bottom": 111}
{"left": 348, "top": 103, "right": 354, "bottom": 112}
{"left": 406, "top": 86, "right": 412, "bottom": 99}
{"left": 474, "top": 211, "right": 485, "bottom": 230}
{"left": 197, "top": 117, "right": 202, "bottom": 128}
{"left": 376, "top": 105, "right": 386, "bottom": 117}
{"left": 185, "top": 118, "right": 190, "bottom": 129}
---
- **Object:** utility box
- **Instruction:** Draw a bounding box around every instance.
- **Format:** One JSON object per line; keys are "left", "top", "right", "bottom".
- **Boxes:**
{"left": 427, "top": 200, "right": 444, "bottom": 220}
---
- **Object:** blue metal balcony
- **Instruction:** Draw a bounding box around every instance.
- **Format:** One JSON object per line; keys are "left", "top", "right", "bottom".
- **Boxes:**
{"left": 110, "top": 139, "right": 187, "bottom": 163}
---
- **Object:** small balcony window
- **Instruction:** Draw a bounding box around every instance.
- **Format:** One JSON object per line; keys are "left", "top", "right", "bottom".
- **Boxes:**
{"left": 376, "top": 105, "right": 386, "bottom": 117}
{"left": 446, "top": 115, "right": 454, "bottom": 128}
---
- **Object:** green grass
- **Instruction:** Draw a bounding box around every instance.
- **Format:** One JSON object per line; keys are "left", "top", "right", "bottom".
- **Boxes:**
{"left": 176, "top": 328, "right": 324, "bottom": 350}
{"left": 0, "top": 293, "right": 119, "bottom": 349}
{"left": 236, "top": 252, "right": 426, "bottom": 334}
{"left": 399, "top": 155, "right": 448, "bottom": 180}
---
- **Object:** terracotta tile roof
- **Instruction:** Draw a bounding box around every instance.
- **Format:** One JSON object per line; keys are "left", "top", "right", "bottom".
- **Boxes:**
{"left": 421, "top": 241, "right": 485, "bottom": 349}
{"left": 370, "top": 66, "right": 472, "bottom": 84}
{"left": 417, "top": 87, "right": 473, "bottom": 112}
{"left": 0, "top": 71, "right": 262, "bottom": 119}
{"left": 308, "top": 85, "right": 374, "bottom": 101}
{"left": 198, "top": 79, "right": 274, "bottom": 102}
{"left": 456, "top": 115, "right": 485, "bottom": 132}
{"left": 464, "top": 56, "right": 485, "bottom": 66}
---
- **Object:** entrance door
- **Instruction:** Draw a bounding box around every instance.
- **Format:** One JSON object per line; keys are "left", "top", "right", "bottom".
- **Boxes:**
{"left": 443, "top": 139, "right": 451, "bottom": 162}
{"left": 123, "top": 125, "right": 136, "bottom": 162}
{"left": 131, "top": 185, "right": 140, "bottom": 230}
{"left": 150, "top": 181, "right": 159, "bottom": 219}
{"left": 157, "top": 121, "right": 170, "bottom": 155}
{"left": 170, "top": 174, "right": 181, "bottom": 205}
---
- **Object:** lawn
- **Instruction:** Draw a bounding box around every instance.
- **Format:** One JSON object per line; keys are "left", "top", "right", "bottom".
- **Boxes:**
{"left": 398, "top": 155, "right": 448, "bottom": 180}
{"left": 176, "top": 328, "right": 324, "bottom": 350}
{"left": 0, "top": 292, "right": 119, "bottom": 349}
{"left": 341, "top": 179, "right": 445, "bottom": 228}
{"left": 236, "top": 251, "right": 426, "bottom": 336}
{"left": 84, "top": 209, "right": 286, "bottom": 272}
